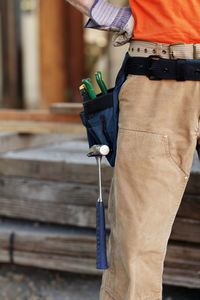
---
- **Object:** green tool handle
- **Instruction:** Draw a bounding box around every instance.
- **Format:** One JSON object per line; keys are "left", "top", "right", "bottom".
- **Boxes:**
{"left": 82, "top": 78, "right": 96, "bottom": 99}
{"left": 95, "top": 71, "right": 107, "bottom": 94}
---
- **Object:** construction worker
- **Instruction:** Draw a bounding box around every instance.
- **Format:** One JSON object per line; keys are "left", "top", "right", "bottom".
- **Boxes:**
{"left": 66, "top": 1, "right": 200, "bottom": 300}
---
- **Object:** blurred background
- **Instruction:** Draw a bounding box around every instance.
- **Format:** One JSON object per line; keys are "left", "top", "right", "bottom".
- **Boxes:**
{"left": 0, "top": 0, "right": 199, "bottom": 299}
{"left": 0, "top": 0, "right": 128, "bottom": 110}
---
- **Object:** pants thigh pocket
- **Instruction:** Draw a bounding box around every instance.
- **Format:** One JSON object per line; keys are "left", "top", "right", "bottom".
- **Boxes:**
{"left": 116, "top": 128, "right": 188, "bottom": 185}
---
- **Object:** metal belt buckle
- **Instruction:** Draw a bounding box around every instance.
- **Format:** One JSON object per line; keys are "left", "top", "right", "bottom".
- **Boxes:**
{"left": 146, "top": 55, "right": 162, "bottom": 80}
{"left": 168, "top": 43, "right": 185, "bottom": 60}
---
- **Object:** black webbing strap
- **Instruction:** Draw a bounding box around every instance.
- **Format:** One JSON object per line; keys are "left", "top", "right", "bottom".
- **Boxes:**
{"left": 125, "top": 55, "right": 200, "bottom": 81}
{"left": 9, "top": 232, "right": 15, "bottom": 264}
{"left": 83, "top": 89, "right": 114, "bottom": 115}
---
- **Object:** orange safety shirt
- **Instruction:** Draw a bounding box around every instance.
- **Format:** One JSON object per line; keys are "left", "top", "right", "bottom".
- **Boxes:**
{"left": 129, "top": 0, "right": 200, "bottom": 44}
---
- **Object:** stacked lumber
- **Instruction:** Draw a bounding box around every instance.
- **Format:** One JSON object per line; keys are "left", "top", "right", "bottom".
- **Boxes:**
{"left": 0, "top": 135, "right": 198, "bottom": 288}
{"left": 0, "top": 218, "right": 199, "bottom": 288}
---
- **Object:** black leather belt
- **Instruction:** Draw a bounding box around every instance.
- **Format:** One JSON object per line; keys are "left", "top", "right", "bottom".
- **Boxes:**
{"left": 125, "top": 55, "right": 200, "bottom": 81}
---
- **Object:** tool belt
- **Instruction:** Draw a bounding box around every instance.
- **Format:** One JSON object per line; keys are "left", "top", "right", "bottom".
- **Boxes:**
{"left": 80, "top": 52, "right": 200, "bottom": 167}
{"left": 126, "top": 55, "right": 200, "bottom": 81}
{"left": 80, "top": 53, "right": 129, "bottom": 167}
{"left": 80, "top": 88, "right": 114, "bottom": 153}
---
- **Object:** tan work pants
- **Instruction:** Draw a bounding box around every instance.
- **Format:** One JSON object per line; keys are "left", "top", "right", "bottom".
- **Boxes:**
{"left": 99, "top": 41, "right": 200, "bottom": 300}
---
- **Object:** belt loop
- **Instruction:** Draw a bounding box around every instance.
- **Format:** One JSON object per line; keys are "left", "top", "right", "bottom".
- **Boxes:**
{"left": 193, "top": 44, "right": 197, "bottom": 59}
{"left": 176, "top": 59, "right": 186, "bottom": 81}
{"left": 169, "top": 44, "right": 174, "bottom": 60}
{"left": 156, "top": 43, "right": 162, "bottom": 56}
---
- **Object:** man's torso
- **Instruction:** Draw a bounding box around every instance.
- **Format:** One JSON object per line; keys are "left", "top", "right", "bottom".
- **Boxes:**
{"left": 129, "top": 0, "right": 200, "bottom": 43}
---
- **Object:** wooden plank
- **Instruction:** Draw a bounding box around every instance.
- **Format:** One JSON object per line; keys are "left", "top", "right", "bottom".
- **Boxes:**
{"left": 185, "top": 173, "right": 200, "bottom": 195}
{"left": 171, "top": 217, "right": 200, "bottom": 244}
{"left": 0, "top": 221, "right": 97, "bottom": 257}
{"left": 0, "top": 158, "right": 112, "bottom": 185}
{"left": 0, "top": 109, "right": 82, "bottom": 122}
{"left": 163, "top": 267, "right": 200, "bottom": 288}
{"left": 0, "top": 197, "right": 98, "bottom": 227}
{"left": 50, "top": 103, "right": 82, "bottom": 114}
{"left": 165, "top": 241, "right": 200, "bottom": 271}
{"left": 0, "top": 140, "right": 113, "bottom": 185}
{"left": 178, "top": 194, "right": 200, "bottom": 220}
{"left": 0, "top": 176, "right": 110, "bottom": 207}
{"left": 0, "top": 249, "right": 101, "bottom": 275}
{"left": 0, "top": 121, "right": 85, "bottom": 133}
{"left": 163, "top": 241, "right": 200, "bottom": 288}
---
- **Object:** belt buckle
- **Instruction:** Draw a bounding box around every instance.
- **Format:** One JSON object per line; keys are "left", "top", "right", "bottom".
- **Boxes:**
{"left": 168, "top": 43, "right": 185, "bottom": 59}
{"left": 146, "top": 55, "right": 162, "bottom": 80}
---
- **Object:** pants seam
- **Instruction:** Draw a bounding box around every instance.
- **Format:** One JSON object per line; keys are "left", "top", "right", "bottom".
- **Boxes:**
{"left": 101, "top": 286, "right": 119, "bottom": 300}
{"left": 162, "top": 135, "right": 189, "bottom": 177}
{"left": 156, "top": 178, "right": 188, "bottom": 288}
{"left": 118, "top": 126, "right": 165, "bottom": 135}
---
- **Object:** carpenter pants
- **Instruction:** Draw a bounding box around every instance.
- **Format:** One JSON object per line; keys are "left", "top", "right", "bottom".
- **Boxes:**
{"left": 99, "top": 40, "right": 200, "bottom": 300}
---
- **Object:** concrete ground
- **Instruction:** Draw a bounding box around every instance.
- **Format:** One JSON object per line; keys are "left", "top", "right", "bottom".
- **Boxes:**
{"left": 0, "top": 264, "right": 199, "bottom": 300}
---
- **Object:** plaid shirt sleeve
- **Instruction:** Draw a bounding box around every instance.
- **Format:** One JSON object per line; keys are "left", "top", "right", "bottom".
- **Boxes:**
{"left": 84, "top": 0, "right": 132, "bottom": 31}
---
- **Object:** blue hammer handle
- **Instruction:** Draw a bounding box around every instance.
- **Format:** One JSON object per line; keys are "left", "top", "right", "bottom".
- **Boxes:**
{"left": 96, "top": 200, "right": 108, "bottom": 269}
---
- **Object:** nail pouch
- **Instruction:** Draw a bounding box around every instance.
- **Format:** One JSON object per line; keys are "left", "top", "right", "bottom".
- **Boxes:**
{"left": 80, "top": 52, "right": 129, "bottom": 167}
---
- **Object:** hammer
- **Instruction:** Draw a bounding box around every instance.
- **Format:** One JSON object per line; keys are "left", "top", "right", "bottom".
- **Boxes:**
{"left": 87, "top": 144, "right": 110, "bottom": 269}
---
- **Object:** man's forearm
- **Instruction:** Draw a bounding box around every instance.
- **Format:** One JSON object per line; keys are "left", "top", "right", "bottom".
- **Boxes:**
{"left": 66, "top": 0, "right": 94, "bottom": 16}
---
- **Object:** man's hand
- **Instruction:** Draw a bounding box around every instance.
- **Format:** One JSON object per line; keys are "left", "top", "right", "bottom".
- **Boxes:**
{"left": 112, "top": 14, "right": 134, "bottom": 47}
{"left": 66, "top": 0, "right": 134, "bottom": 47}
{"left": 84, "top": 0, "right": 134, "bottom": 46}
{"left": 66, "top": 0, "right": 94, "bottom": 16}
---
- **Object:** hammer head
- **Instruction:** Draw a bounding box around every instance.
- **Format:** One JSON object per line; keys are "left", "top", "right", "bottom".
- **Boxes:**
{"left": 87, "top": 144, "right": 110, "bottom": 157}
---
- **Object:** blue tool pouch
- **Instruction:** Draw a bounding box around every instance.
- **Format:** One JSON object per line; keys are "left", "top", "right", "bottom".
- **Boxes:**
{"left": 80, "top": 52, "right": 129, "bottom": 167}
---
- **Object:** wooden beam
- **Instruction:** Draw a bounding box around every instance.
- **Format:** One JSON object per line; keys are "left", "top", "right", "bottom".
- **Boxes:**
{"left": 50, "top": 103, "right": 82, "bottom": 114}
{"left": 0, "top": 141, "right": 112, "bottom": 185}
{"left": 185, "top": 173, "right": 200, "bottom": 194}
{"left": 0, "top": 109, "right": 82, "bottom": 123}
{"left": 0, "top": 121, "right": 84, "bottom": 134}
{"left": 0, "top": 108, "right": 83, "bottom": 133}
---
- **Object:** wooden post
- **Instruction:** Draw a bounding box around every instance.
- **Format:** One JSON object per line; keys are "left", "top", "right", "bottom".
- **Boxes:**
{"left": 0, "top": 0, "right": 23, "bottom": 108}
{"left": 66, "top": 4, "right": 84, "bottom": 103}
{"left": 39, "top": 0, "right": 69, "bottom": 108}
{"left": 39, "top": 0, "right": 84, "bottom": 107}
